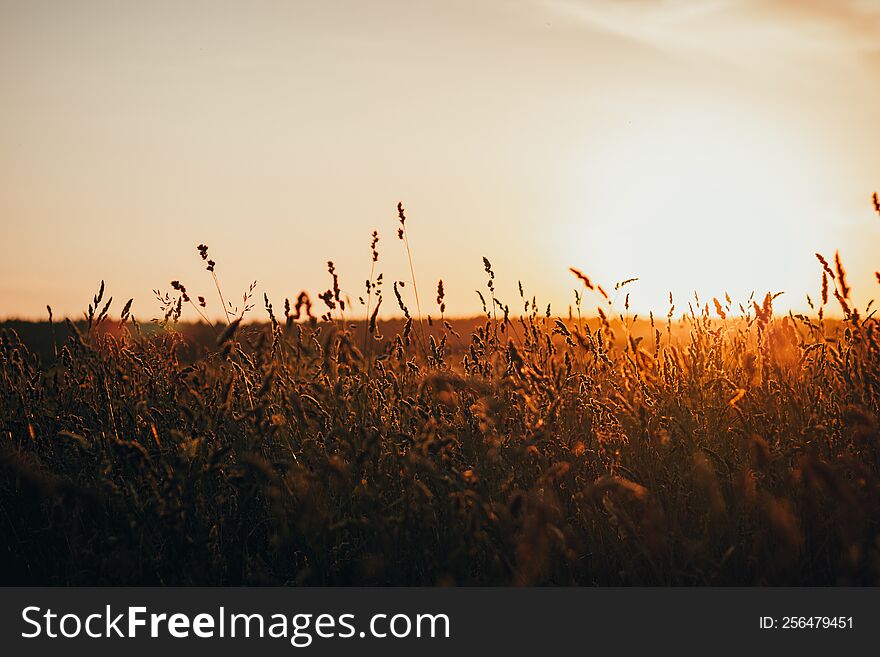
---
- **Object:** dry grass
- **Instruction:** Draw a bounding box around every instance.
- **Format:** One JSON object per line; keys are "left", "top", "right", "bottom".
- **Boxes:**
{"left": 1, "top": 201, "right": 879, "bottom": 585}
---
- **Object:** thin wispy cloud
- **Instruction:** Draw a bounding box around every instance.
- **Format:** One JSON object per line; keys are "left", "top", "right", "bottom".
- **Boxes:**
{"left": 537, "top": 0, "right": 880, "bottom": 61}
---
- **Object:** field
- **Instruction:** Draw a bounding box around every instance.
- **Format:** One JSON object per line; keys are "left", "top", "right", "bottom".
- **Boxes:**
{"left": 1, "top": 231, "right": 879, "bottom": 586}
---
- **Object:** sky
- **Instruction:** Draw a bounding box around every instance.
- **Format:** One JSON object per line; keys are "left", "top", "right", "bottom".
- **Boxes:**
{"left": 1, "top": 0, "right": 879, "bottom": 321}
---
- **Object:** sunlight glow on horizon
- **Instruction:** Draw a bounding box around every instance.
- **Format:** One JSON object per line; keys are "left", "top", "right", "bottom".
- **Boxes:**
{"left": 558, "top": 101, "right": 854, "bottom": 315}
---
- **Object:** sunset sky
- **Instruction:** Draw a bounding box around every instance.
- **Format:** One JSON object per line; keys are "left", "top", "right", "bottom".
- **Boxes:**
{"left": 2, "top": 0, "right": 879, "bottom": 320}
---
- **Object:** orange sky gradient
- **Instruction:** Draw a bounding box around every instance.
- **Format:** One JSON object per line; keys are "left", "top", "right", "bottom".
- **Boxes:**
{"left": 1, "top": 0, "right": 879, "bottom": 321}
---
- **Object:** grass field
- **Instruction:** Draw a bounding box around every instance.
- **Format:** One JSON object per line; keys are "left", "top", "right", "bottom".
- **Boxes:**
{"left": 1, "top": 226, "right": 879, "bottom": 586}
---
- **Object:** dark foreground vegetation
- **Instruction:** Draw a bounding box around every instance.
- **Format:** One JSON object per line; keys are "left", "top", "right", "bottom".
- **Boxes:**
{"left": 2, "top": 215, "right": 880, "bottom": 585}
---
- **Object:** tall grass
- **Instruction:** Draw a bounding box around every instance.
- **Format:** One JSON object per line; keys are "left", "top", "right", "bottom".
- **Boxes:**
{"left": 1, "top": 200, "right": 879, "bottom": 585}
